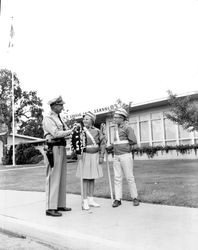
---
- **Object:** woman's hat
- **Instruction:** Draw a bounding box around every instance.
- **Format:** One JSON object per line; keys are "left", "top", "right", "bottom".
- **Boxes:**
{"left": 84, "top": 111, "right": 96, "bottom": 122}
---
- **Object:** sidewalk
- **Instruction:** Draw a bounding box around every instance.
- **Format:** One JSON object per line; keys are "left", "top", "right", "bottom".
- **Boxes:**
{"left": 0, "top": 190, "right": 198, "bottom": 250}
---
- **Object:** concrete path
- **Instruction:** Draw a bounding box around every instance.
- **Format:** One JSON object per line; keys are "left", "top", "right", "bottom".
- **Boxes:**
{"left": 0, "top": 190, "right": 198, "bottom": 250}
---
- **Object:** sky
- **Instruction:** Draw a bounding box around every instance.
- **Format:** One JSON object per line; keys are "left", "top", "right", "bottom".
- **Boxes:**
{"left": 0, "top": 0, "right": 198, "bottom": 115}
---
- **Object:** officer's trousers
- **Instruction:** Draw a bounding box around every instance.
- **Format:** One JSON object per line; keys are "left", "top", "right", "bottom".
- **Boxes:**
{"left": 113, "top": 153, "right": 138, "bottom": 200}
{"left": 46, "top": 146, "right": 67, "bottom": 210}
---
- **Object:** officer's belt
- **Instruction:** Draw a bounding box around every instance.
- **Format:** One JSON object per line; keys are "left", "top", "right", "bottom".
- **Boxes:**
{"left": 47, "top": 138, "right": 66, "bottom": 147}
{"left": 113, "top": 140, "right": 129, "bottom": 145}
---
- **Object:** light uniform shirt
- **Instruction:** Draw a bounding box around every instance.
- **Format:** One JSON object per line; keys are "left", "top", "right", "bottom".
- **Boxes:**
{"left": 113, "top": 122, "right": 137, "bottom": 155}
{"left": 85, "top": 126, "right": 106, "bottom": 157}
{"left": 43, "top": 111, "right": 70, "bottom": 140}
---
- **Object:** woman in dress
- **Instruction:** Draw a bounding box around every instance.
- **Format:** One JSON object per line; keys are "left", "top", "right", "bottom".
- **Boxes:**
{"left": 76, "top": 111, "right": 106, "bottom": 210}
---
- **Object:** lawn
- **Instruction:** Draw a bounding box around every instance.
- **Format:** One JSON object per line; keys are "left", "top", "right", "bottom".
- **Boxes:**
{"left": 0, "top": 159, "right": 198, "bottom": 208}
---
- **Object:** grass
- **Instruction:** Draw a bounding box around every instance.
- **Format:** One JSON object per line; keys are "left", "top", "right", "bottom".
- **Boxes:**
{"left": 0, "top": 159, "right": 198, "bottom": 208}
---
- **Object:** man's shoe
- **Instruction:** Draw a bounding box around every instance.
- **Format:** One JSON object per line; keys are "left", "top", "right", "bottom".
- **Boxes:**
{"left": 112, "top": 200, "right": 121, "bottom": 208}
{"left": 46, "top": 209, "right": 62, "bottom": 217}
{"left": 58, "top": 207, "right": 72, "bottom": 212}
{"left": 133, "top": 198, "right": 140, "bottom": 206}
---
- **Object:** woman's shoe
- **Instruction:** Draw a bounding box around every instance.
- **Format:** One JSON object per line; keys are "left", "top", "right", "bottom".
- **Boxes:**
{"left": 82, "top": 199, "right": 90, "bottom": 210}
{"left": 88, "top": 197, "right": 100, "bottom": 207}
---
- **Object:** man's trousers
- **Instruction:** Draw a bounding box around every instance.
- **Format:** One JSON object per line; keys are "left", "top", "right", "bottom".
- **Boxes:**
{"left": 46, "top": 146, "right": 67, "bottom": 210}
{"left": 113, "top": 153, "right": 138, "bottom": 200}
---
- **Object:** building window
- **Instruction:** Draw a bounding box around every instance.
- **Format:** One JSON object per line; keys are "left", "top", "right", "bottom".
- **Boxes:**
{"left": 165, "top": 140, "right": 177, "bottom": 146}
{"left": 180, "top": 139, "right": 192, "bottom": 145}
{"left": 140, "top": 142, "right": 150, "bottom": 147}
{"left": 151, "top": 119, "right": 162, "bottom": 141}
{"left": 178, "top": 125, "right": 191, "bottom": 139}
{"left": 152, "top": 141, "right": 163, "bottom": 146}
{"left": 130, "top": 122, "right": 137, "bottom": 137}
{"left": 151, "top": 112, "right": 161, "bottom": 120}
{"left": 129, "top": 116, "right": 137, "bottom": 123}
{"left": 139, "top": 121, "right": 149, "bottom": 142}
{"left": 139, "top": 114, "right": 149, "bottom": 121}
{"left": 194, "top": 131, "right": 198, "bottom": 138}
{"left": 164, "top": 118, "right": 177, "bottom": 140}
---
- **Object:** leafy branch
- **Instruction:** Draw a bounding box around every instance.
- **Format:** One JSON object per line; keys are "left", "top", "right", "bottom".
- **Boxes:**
{"left": 166, "top": 90, "right": 198, "bottom": 131}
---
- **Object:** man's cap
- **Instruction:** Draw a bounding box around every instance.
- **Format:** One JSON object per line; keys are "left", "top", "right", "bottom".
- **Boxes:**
{"left": 114, "top": 108, "right": 128, "bottom": 118}
{"left": 84, "top": 111, "right": 96, "bottom": 122}
{"left": 48, "top": 96, "right": 65, "bottom": 105}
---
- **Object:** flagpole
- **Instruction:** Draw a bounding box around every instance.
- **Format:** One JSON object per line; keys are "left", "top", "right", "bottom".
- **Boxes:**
{"left": 9, "top": 16, "right": 16, "bottom": 166}
{"left": 12, "top": 69, "right": 16, "bottom": 166}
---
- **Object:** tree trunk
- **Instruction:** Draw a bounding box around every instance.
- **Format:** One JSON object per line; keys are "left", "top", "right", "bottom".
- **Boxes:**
{"left": 0, "top": 133, "right": 8, "bottom": 165}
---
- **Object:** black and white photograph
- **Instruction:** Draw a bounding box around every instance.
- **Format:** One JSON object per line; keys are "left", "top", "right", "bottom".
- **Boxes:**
{"left": 0, "top": 0, "right": 198, "bottom": 249}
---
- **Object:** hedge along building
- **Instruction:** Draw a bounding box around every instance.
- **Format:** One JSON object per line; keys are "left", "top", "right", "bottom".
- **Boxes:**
{"left": 69, "top": 91, "right": 198, "bottom": 160}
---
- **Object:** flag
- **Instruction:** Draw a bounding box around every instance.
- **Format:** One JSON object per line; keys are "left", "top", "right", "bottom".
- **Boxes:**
{"left": 8, "top": 22, "right": 15, "bottom": 48}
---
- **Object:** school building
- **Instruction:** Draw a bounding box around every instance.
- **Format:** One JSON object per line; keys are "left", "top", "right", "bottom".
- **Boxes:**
{"left": 70, "top": 91, "right": 198, "bottom": 160}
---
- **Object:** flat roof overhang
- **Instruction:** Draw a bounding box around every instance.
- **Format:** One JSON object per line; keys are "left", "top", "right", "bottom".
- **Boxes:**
{"left": 70, "top": 91, "right": 198, "bottom": 122}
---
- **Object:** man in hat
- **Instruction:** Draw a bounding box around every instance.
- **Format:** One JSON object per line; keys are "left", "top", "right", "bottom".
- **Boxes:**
{"left": 43, "top": 96, "right": 74, "bottom": 216}
{"left": 107, "top": 108, "right": 140, "bottom": 207}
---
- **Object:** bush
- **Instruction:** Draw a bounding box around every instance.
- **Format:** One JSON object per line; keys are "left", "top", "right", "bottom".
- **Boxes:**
{"left": 132, "top": 144, "right": 198, "bottom": 158}
{"left": 15, "top": 144, "right": 43, "bottom": 165}
{"left": 28, "top": 154, "right": 43, "bottom": 164}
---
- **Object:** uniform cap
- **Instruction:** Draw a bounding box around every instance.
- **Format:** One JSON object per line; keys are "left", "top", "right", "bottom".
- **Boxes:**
{"left": 48, "top": 96, "right": 65, "bottom": 105}
{"left": 114, "top": 108, "right": 128, "bottom": 118}
{"left": 84, "top": 111, "right": 96, "bottom": 122}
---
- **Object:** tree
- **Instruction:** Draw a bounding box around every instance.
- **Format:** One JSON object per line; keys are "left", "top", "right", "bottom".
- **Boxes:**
{"left": 16, "top": 90, "right": 44, "bottom": 138}
{"left": 17, "top": 119, "right": 44, "bottom": 138}
{"left": 0, "top": 69, "right": 44, "bottom": 163}
{"left": 0, "top": 69, "right": 44, "bottom": 135}
{"left": 166, "top": 90, "right": 198, "bottom": 131}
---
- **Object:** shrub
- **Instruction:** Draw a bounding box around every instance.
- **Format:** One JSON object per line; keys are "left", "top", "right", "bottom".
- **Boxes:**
{"left": 15, "top": 144, "right": 43, "bottom": 165}
{"left": 28, "top": 154, "right": 43, "bottom": 164}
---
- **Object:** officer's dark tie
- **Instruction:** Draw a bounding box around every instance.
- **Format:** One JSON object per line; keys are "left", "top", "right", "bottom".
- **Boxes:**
{"left": 58, "top": 114, "right": 66, "bottom": 131}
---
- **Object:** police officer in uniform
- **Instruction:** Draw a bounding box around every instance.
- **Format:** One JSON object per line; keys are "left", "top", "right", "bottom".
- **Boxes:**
{"left": 107, "top": 108, "right": 140, "bottom": 208}
{"left": 43, "top": 96, "right": 73, "bottom": 217}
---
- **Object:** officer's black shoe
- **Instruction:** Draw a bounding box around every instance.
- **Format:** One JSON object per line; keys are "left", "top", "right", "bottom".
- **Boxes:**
{"left": 133, "top": 198, "right": 140, "bottom": 206}
{"left": 46, "top": 209, "right": 62, "bottom": 217}
{"left": 58, "top": 207, "right": 72, "bottom": 212}
{"left": 112, "top": 200, "right": 122, "bottom": 208}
